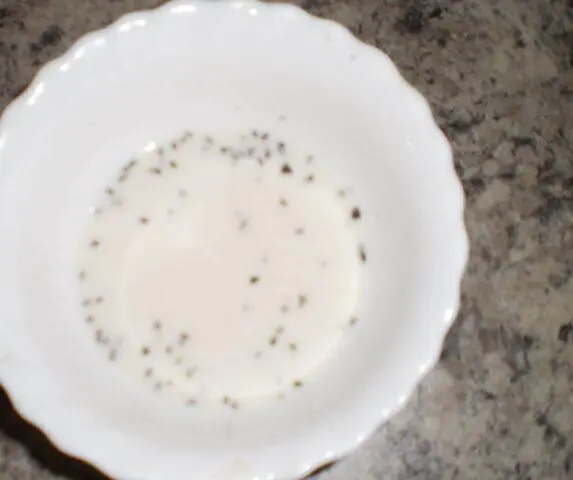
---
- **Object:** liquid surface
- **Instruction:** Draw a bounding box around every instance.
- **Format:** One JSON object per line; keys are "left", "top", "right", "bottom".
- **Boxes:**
{"left": 77, "top": 130, "right": 366, "bottom": 408}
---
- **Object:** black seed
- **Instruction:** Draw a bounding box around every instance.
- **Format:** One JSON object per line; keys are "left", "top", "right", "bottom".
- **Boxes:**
{"left": 277, "top": 141, "right": 286, "bottom": 153}
{"left": 270, "top": 336, "right": 278, "bottom": 346}
{"left": 279, "top": 197, "right": 289, "bottom": 207}
{"left": 250, "top": 276, "right": 261, "bottom": 285}
{"left": 298, "top": 294, "right": 308, "bottom": 307}
{"left": 169, "top": 160, "right": 178, "bottom": 169}
{"left": 179, "top": 332, "right": 190, "bottom": 345}
{"left": 90, "top": 239, "right": 100, "bottom": 248}
{"left": 281, "top": 163, "right": 293, "bottom": 175}
{"left": 139, "top": 216, "right": 150, "bottom": 225}
{"left": 359, "top": 245, "right": 367, "bottom": 263}
{"left": 171, "top": 141, "right": 178, "bottom": 150}
{"left": 351, "top": 207, "right": 362, "bottom": 220}
{"left": 142, "top": 346, "right": 151, "bottom": 356}
{"left": 251, "top": 130, "right": 259, "bottom": 138}
{"left": 95, "top": 329, "right": 104, "bottom": 343}
{"left": 293, "top": 380, "right": 303, "bottom": 388}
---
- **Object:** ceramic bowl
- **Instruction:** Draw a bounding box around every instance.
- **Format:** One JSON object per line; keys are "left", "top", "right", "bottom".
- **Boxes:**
{"left": 0, "top": 1, "right": 468, "bottom": 479}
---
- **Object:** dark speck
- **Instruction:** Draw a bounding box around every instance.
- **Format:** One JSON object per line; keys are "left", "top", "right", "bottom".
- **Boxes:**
{"left": 250, "top": 276, "right": 261, "bottom": 285}
{"left": 141, "top": 346, "right": 151, "bottom": 356}
{"left": 220, "top": 146, "right": 229, "bottom": 154}
{"left": 351, "top": 207, "right": 362, "bottom": 220}
{"left": 165, "top": 346, "right": 173, "bottom": 355}
{"left": 105, "top": 187, "right": 115, "bottom": 196}
{"left": 281, "top": 163, "right": 293, "bottom": 175}
{"left": 298, "top": 294, "right": 308, "bottom": 307}
{"left": 95, "top": 296, "right": 104, "bottom": 304}
{"left": 169, "top": 161, "right": 178, "bottom": 169}
{"left": 270, "top": 336, "right": 278, "bottom": 346}
{"left": 558, "top": 323, "right": 573, "bottom": 342}
{"left": 139, "top": 216, "right": 150, "bottom": 225}
{"left": 145, "top": 368, "right": 153, "bottom": 378}
{"left": 179, "top": 332, "right": 190, "bottom": 345}
{"left": 149, "top": 167, "right": 162, "bottom": 175}
{"left": 185, "top": 398, "right": 198, "bottom": 406}
{"left": 78, "top": 271, "right": 86, "bottom": 281}
{"left": 429, "top": 6, "right": 443, "bottom": 18}
{"left": 277, "top": 141, "right": 286, "bottom": 153}
{"left": 185, "top": 367, "right": 197, "bottom": 378}
{"left": 397, "top": 6, "right": 425, "bottom": 34}
{"left": 295, "top": 227, "right": 305, "bottom": 236}
{"left": 85, "top": 315, "right": 94, "bottom": 323}
{"left": 261, "top": 132, "right": 269, "bottom": 141}
{"left": 90, "top": 239, "right": 100, "bottom": 248}
{"left": 30, "top": 25, "right": 63, "bottom": 54}
{"left": 359, "top": 245, "right": 367, "bottom": 263}
{"left": 95, "top": 329, "right": 104, "bottom": 343}
{"left": 306, "top": 155, "right": 314, "bottom": 164}
{"left": 279, "top": 197, "right": 289, "bottom": 207}
{"left": 350, "top": 316, "right": 359, "bottom": 326}
{"left": 280, "top": 305, "right": 290, "bottom": 314}
{"left": 293, "top": 380, "right": 303, "bottom": 388}
{"left": 153, "top": 320, "right": 162, "bottom": 331}
{"left": 289, "top": 343, "right": 298, "bottom": 351}
{"left": 109, "top": 349, "right": 118, "bottom": 362}
{"left": 304, "top": 174, "right": 315, "bottom": 183}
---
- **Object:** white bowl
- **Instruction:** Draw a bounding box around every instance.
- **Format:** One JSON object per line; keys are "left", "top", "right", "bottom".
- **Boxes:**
{"left": 0, "top": 1, "right": 468, "bottom": 479}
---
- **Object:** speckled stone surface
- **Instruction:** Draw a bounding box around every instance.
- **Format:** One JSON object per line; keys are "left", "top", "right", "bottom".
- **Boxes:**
{"left": 0, "top": 0, "right": 572, "bottom": 479}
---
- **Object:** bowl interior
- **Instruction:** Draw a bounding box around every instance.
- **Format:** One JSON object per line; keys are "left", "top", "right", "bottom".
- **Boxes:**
{"left": 0, "top": 3, "right": 464, "bottom": 479}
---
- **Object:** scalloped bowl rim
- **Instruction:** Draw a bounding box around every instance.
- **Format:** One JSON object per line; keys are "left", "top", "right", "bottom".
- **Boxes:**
{"left": 0, "top": 1, "right": 469, "bottom": 479}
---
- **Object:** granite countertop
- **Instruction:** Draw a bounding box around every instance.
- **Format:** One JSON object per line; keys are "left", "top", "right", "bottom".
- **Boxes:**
{"left": 0, "top": 0, "right": 572, "bottom": 479}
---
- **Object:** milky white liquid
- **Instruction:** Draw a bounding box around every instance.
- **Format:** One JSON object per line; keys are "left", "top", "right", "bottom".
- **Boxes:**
{"left": 77, "top": 130, "right": 364, "bottom": 408}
